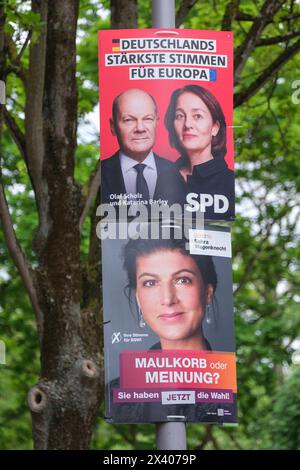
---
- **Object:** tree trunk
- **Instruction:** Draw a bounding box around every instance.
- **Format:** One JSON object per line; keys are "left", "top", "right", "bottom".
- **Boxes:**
{"left": 110, "top": 0, "right": 138, "bottom": 29}
{"left": 26, "top": 0, "right": 102, "bottom": 449}
{"left": 0, "top": 0, "right": 140, "bottom": 450}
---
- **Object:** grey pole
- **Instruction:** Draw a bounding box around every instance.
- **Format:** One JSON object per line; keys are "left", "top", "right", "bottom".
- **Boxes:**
{"left": 152, "top": 0, "right": 187, "bottom": 452}
{"left": 152, "top": 0, "right": 175, "bottom": 28}
{"left": 156, "top": 419, "right": 187, "bottom": 450}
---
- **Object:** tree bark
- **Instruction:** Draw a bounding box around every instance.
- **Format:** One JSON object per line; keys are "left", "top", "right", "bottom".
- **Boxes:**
{"left": 175, "top": 0, "right": 198, "bottom": 27}
{"left": 110, "top": 0, "right": 138, "bottom": 29}
{"left": 221, "top": 0, "right": 240, "bottom": 31}
{"left": 25, "top": 0, "right": 102, "bottom": 449}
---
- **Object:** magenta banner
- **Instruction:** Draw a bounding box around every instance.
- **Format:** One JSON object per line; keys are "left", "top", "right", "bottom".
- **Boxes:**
{"left": 113, "top": 388, "right": 234, "bottom": 404}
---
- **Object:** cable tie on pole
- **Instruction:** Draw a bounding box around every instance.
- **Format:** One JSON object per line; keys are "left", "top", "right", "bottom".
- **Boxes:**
{"left": 167, "top": 415, "right": 186, "bottom": 421}
{"left": 154, "top": 30, "right": 179, "bottom": 35}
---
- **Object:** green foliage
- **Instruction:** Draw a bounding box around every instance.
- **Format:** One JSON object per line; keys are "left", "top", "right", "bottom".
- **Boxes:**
{"left": 268, "top": 366, "right": 300, "bottom": 449}
{"left": 91, "top": 408, "right": 157, "bottom": 450}
{"left": 77, "top": 1, "right": 110, "bottom": 117}
{"left": 1, "top": 0, "right": 300, "bottom": 451}
{"left": 5, "top": 0, "right": 43, "bottom": 45}
{"left": 0, "top": 129, "right": 39, "bottom": 449}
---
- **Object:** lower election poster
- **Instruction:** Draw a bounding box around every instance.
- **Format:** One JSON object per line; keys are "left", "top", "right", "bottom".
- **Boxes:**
{"left": 102, "top": 223, "right": 237, "bottom": 423}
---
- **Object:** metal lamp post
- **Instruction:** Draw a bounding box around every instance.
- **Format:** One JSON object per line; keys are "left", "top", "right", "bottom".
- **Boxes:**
{"left": 152, "top": 0, "right": 187, "bottom": 451}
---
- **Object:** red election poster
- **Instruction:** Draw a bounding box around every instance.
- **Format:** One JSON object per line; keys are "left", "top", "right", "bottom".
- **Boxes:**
{"left": 98, "top": 29, "right": 235, "bottom": 221}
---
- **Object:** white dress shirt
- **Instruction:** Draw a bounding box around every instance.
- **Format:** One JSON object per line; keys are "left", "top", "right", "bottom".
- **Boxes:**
{"left": 119, "top": 151, "right": 158, "bottom": 200}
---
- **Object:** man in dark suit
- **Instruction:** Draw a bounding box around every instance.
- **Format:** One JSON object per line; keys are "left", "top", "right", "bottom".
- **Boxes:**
{"left": 101, "top": 88, "right": 185, "bottom": 207}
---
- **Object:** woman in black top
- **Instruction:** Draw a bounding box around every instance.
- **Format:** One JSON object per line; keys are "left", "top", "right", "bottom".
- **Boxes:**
{"left": 124, "top": 237, "right": 216, "bottom": 351}
{"left": 165, "top": 84, "right": 235, "bottom": 220}
{"left": 106, "top": 237, "right": 237, "bottom": 424}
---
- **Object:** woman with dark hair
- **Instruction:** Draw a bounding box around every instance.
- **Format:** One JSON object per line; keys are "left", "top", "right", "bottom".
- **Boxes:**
{"left": 123, "top": 237, "right": 217, "bottom": 351}
{"left": 105, "top": 235, "right": 237, "bottom": 423}
{"left": 165, "top": 84, "right": 234, "bottom": 220}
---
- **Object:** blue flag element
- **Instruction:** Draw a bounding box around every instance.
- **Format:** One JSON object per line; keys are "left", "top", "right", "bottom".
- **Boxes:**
{"left": 209, "top": 69, "right": 217, "bottom": 82}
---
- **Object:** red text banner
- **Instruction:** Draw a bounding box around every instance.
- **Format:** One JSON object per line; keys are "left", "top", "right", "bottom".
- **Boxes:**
{"left": 120, "top": 350, "right": 237, "bottom": 392}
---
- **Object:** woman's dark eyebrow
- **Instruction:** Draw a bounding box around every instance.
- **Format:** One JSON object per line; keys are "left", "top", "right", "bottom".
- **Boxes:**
{"left": 138, "top": 272, "right": 158, "bottom": 279}
{"left": 138, "top": 269, "right": 197, "bottom": 280}
{"left": 175, "top": 106, "right": 207, "bottom": 113}
{"left": 173, "top": 269, "right": 196, "bottom": 276}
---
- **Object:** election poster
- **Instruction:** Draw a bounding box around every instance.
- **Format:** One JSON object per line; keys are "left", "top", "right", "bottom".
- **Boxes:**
{"left": 98, "top": 29, "right": 235, "bottom": 221}
{"left": 102, "top": 223, "right": 237, "bottom": 423}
